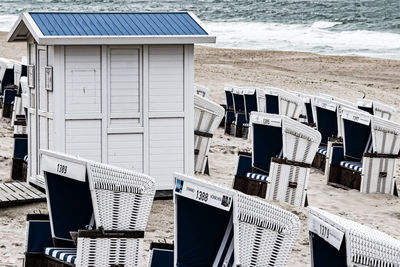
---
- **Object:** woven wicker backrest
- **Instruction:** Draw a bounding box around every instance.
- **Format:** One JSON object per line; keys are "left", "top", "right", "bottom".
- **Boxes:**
{"left": 371, "top": 116, "right": 400, "bottom": 155}
{"left": 235, "top": 192, "right": 300, "bottom": 266}
{"left": 282, "top": 116, "right": 321, "bottom": 164}
{"left": 174, "top": 173, "right": 300, "bottom": 267}
{"left": 308, "top": 207, "right": 400, "bottom": 266}
{"left": 194, "top": 94, "right": 225, "bottom": 135}
{"left": 194, "top": 94, "right": 225, "bottom": 173}
{"left": 277, "top": 90, "right": 304, "bottom": 120}
{"left": 358, "top": 99, "right": 396, "bottom": 120}
{"left": 87, "top": 161, "right": 156, "bottom": 231}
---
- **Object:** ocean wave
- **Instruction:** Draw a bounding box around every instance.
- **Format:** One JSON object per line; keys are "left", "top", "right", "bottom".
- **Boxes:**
{"left": 205, "top": 22, "right": 400, "bottom": 60}
{"left": 0, "top": 15, "right": 18, "bottom": 31}
{"left": 311, "top": 21, "right": 342, "bottom": 29}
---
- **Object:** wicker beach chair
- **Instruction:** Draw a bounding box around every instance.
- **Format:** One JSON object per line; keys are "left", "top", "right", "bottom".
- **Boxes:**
{"left": 357, "top": 98, "right": 396, "bottom": 120}
{"left": 327, "top": 107, "right": 400, "bottom": 195}
{"left": 308, "top": 206, "right": 400, "bottom": 267}
{"left": 264, "top": 87, "right": 304, "bottom": 120}
{"left": 311, "top": 96, "right": 357, "bottom": 173}
{"left": 148, "top": 173, "right": 300, "bottom": 267}
{"left": 290, "top": 90, "right": 316, "bottom": 125}
{"left": 234, "top": 112, "right": 321, "bottom": 206}
{"left": 224, "top": 85, "right": 235, "bottom": 135}
{"left": 194, "top": 83, "right": 210, "bottom": 98}
{"left": 194, "top": 94, "right": 225, "bottom": 174}
{"left": 24, "top": 150, "right": 156, "bottom": 267}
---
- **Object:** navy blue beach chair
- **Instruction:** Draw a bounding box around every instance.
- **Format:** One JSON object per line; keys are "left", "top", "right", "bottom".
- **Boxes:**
{"left": 224, "top": 86, "right": 235, "bottom": 135}
{"left": 148, "top": 173, "right": 300, "bottom": 267}
{"left": 326, "top": 108, "right": 400, "bottom": 195}
{"left": 24, "top": 150, "right": 155, "bottom": 267}
{"left": 233, "top": 113, "right": 321, "bottom": 206}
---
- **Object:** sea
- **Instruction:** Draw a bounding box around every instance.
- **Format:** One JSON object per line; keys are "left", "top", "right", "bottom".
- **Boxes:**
{"left": 0, "top": 0, "right": 399, "bottom": 60}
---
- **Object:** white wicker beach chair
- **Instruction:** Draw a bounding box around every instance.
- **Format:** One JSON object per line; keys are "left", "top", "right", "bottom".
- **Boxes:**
{"left": 357, "top": 98, "right": 396, "bottom": 120}
{"left": 264, "top": 87, "right": 304, "bottom": 119}
{"left": 234, "top": 112, "right": 321, "bottom": 206}
{"left": 24, "top": 149, "right": 156, "bottom": 267}
{"left": 148, "top": 173, "right": 300, "bottom": 267}
{"left": 194, "top": 94, "right": 225, "bottom": 174}
{"left": 194, "top": 83, "right": 210, "bottom": 98}
{"left": 308, "top": 206, "right": 400, "bottom": 267}
{"left": 327, "top": 107, "right": 400, "bottom": 195}
{"left": 289, "top": 90, "right": 316, "bottom": 125}
{"left": 311, "top": 96, "right": 358, "bottom": 173}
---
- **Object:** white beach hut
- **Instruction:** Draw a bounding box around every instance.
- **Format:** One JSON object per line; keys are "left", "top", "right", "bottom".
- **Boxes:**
{"left": 7, "top": 12, "right": 215, "bottom": 195}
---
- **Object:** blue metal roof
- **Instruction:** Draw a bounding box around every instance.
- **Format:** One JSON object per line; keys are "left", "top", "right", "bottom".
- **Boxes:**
{"left": 29, "top": 12, "right": 208, "bottom": 36}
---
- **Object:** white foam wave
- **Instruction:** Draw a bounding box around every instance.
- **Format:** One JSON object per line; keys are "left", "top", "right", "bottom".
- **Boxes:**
{"left": 311, "top": 21, "right": 342, "bottom": 29}
{"left": 0, "top": 15, "right": 18, "bottom": 31}
{"left": 206, "top": 22, "right": 400, "bottom": 60}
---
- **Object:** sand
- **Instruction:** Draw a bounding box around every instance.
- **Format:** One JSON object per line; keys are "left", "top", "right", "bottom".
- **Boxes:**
{"left": 0, "top": 31, "right": 399, "bottom": 266}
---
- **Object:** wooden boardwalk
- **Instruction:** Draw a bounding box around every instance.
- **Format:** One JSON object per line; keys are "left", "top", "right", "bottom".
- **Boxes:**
{"left": 0, "top": 182, "right": 46, "bottom": 207}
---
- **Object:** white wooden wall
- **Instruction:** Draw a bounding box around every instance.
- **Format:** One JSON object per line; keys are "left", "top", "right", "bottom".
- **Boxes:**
{"left": 29, "top": 43, "right": 194, "bottom": 191}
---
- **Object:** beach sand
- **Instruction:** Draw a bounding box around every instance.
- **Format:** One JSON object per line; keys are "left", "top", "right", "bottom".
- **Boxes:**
{"left": 0, "top": 31, "right": 399, "bottom": 266}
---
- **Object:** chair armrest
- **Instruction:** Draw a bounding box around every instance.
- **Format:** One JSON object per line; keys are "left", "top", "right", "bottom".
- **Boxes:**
{"left": 78, "top": 229, "right": 144, "bottom": 239}
{"left": 25, "top": 215, "right": 53, "bottom": 253}
{"left": 330, "top": 146, "right": 344, "bottom": 165}
{"left": 236, "top": 154, "right": 252, "bottom": 177}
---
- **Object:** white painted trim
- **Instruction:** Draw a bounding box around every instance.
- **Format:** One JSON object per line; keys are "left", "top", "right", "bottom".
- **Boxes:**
{"left": 184, "top": 44, "right": 194, "bottom": 176}
{"left": 107, "top": 127, "right": 144, "bottom": 134}
{"left": 7, "top": 13, "right": 44, "bottom": 43}
{"left": 143, "top": 45, "right": 150, "bottom": 175}
{"left": 35, "top": 36, "right": 216, "bottom": 45}
{"left": 101, "top": 45, "right": 108, "bottom": 163}
{"left": 64, "top": 114, "right": 104, "bottom": 120}
{"left": 54, "top": 46, "right": 65, "bottom": 153}
{"left": 148, "top": 112, "right": 185, "bottom": 118}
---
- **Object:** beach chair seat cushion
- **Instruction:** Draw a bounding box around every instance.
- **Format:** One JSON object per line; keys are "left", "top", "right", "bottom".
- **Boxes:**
{"left": 340, "top": 161, "right": 362, "bottom": 172}
{"left": 317, "top": 146, "right": 327, "bottom": 156}
{"left": 246, "top": 172, "right": 268, "bottom": 181}
{"left": 44, "top": 247, "right": 76, "bottom": 264}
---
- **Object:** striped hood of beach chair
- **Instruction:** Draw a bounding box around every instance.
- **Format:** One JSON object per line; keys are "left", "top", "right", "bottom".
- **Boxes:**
{"left": 308, "top": 207, "right": 400, "bottom": 266}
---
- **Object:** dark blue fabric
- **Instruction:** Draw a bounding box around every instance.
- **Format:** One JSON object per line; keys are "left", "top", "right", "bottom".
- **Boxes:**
{"left": 233, "top": 93, "right": 245, "bottom": 113}
{"left": 244, "top": 93, "right": 257, "bottom": 121}
{"left": 225, "top": 91, "right": 233, "bottom": 109}
{"left": 29, "top": 12, "right": 208, "bottom": 36}
{"left": 26, "top": 221, "right": 53, "bottom": 253}
{"left": 305, "top": 102, "right": 314, "bottom": 123}
{"left": 45, "top": 172, "right": 93, "bottom": 240}
{"left": 150, "top": 249, "right": 174, "bottom": 267}
{"left": 225, "top": 110, "right": 235, "bottom": 124}
{"left": 310, "top": 232, "right": 347, "bottom": 267}
{"left": 3, "top": 89, "right": 16, "bottom": 104}
{"left": 315, "top": 107, "right": 338, "bottom": 145}
{"left": 358, "top": 106, "right": 374, "bottom": 115}
{"left": 265, "top": 95, "right": 279, "bottom": 114}
{"left": 1, "top": 69, "right": 14, "bottom": 91}
{"left": 176, "top": 195, "right": 232, "bottom": 267}
{"left": 235, "top": 113, "right": 246, "bottom": 127}
{"left": 236, "top": 155, "right": 252, "bottom": 176}
{"left": 331, "top": 146, "right": 344, "bottom": 165}
{"left": 13, "top": 138, "right": 27, "bottom": 159}
{"left": 343, "top": 120, "right": 370, "bottom": 160}
{"left": 253, "top": 123, "right": 283, "bottom": 172}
